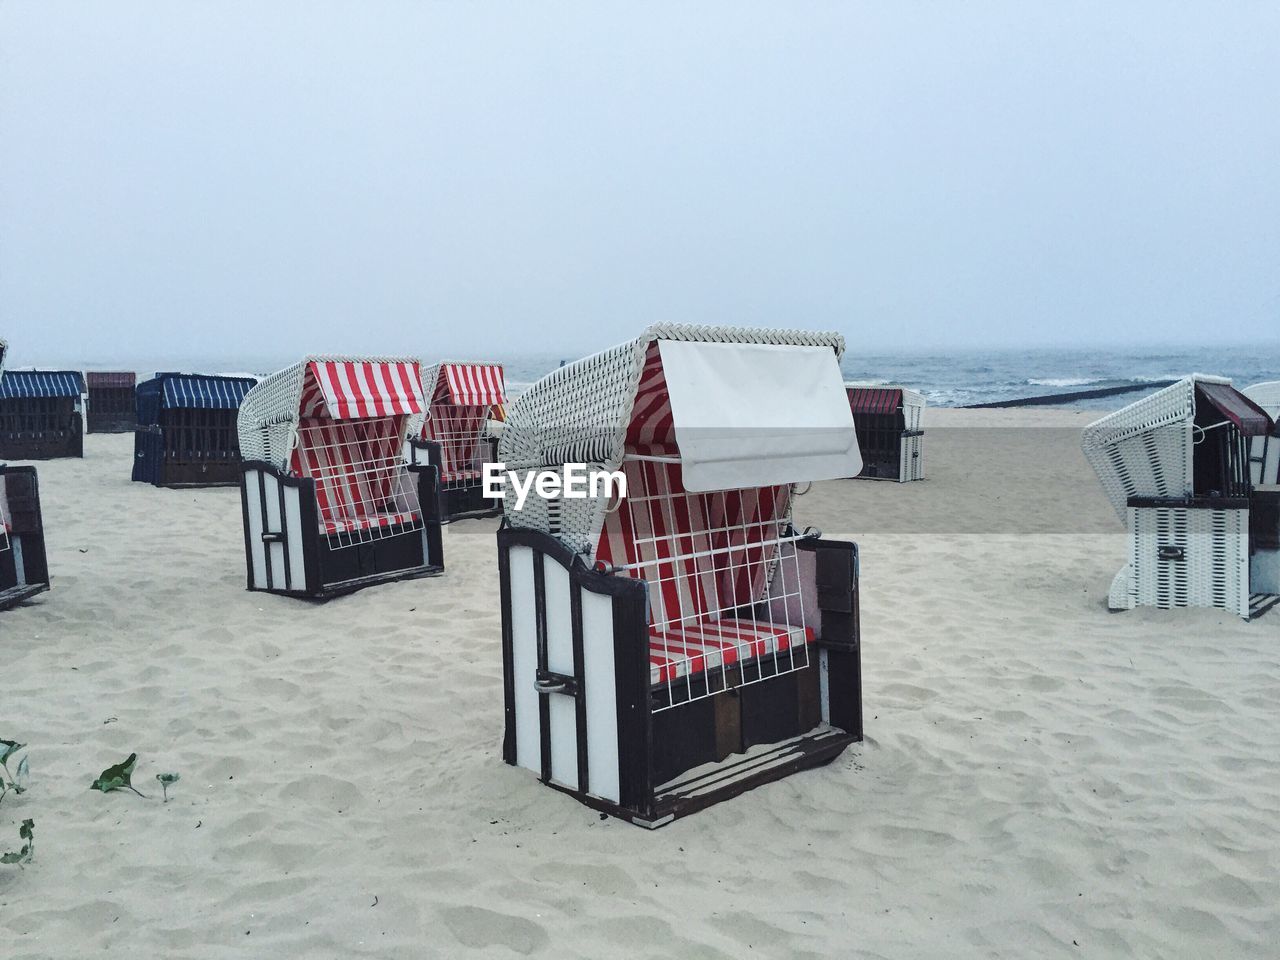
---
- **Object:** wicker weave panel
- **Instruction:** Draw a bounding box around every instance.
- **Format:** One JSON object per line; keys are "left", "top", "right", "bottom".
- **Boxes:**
{"left": 901, "top": 434, "right": 924, "bottom": 482}
{"left": 1126, "top": 505, "right": 1249, "bottom": 619}
{"left": 1081, "top": 376, "right": 1227, "bottom": 520}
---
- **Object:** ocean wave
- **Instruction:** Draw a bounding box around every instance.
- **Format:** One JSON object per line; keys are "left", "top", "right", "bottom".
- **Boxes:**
{"left": 1027, "top": 377, "right": 1101, "bottom": 388}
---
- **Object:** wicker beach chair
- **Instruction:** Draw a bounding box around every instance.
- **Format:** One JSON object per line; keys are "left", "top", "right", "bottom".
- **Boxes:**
{"left": 844, "top": 383, "right": 925, "bottom": 481}
{"left": 497, "top": 324, "right": 865, "bottom": 827}
{"left": 0, "top": 365, "right": 85, "bottom": 460}
{"left": 0, "top": 339, "right": 52, "bottom": 610}
{"left": 237, "top": 357, "right": 443, "bottom": 598}
{"left": 1082, "top": 375, "right": 1277, "bottom": 619}
{"left": 408, "top": 361, "right": 507, "bottom": 521}
{"left": 132, "top": 373, "right": 258, "bottom": 487}
{"left": 86, "top": 372, "right": 137, "bottom": 434}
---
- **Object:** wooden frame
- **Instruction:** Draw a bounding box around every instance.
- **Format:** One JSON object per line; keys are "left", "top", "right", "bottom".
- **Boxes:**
{"left": 239, "top": 460, "right": 444, "bottom": 598}
{"left": 499, "top": 525, "right": 862, "bottom": 827}
{"left": 86, "top": 373, "right": 137, "bottom": 434}
{"left": 0, "top": 464, "right": 50, "bottom": 610}
{"left": 0, "top": 395, "right": 84, "bottom": 460}
{"left": 408, "top": 435, "right": 503, "bottom": 522}
{"left": 133, "top": 406, "right": 245, "bottom": 487}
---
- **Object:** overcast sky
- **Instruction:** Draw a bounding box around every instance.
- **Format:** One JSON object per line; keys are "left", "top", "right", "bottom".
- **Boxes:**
{"left": 2, "top": 2, "right": 1278, "bottom": 366}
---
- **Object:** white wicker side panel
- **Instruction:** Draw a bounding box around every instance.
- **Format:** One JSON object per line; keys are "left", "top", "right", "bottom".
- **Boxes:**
{"left": 580, "top": 588, "right": 620, "bottom": 804}
{"left": 899, "top": 434, "right": 924, "bottom": 482}
{"left": 901, "top": 390, "right": 925, "bottom": 432}
{"left": 1108, "top": 565, "right": 1135, "bottom": 610}
{"left": 508, "top": 546, "right": 542, "bottom": 776}
{"left": 1128, "top": 506, "right": 1249, "bottom": 619}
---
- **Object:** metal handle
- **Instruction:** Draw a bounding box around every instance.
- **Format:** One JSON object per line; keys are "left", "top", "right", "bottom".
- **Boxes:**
{"left": 534, "top": 677, "right": 568, "bottom": 695}
{"left": 1158, "top": 545, "right": 1185, "bottom": 561}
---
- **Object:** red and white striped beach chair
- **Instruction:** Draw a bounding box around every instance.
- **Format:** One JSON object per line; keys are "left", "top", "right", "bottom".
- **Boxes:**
{"left": 0, "top": 338, "right": 52, "bottom": 611}
{"left": 237, "top": 356, "right": 443, "bottom": 598}
{"left": 408, "top": 361, "right": 507, "bottom": 521}
{"left": 497, "top": 324, "right": 866, "bottom": 827}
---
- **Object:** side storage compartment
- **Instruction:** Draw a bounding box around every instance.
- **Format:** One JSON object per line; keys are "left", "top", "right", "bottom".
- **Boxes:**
{"left": 240, "top": 463, "right": 317, "bottom": 595}
{"left": 1128, "top": 498, "right": 1250, "bottom": 620}
{"left": 499, "top": 526, "right": 651, "bottom": 820}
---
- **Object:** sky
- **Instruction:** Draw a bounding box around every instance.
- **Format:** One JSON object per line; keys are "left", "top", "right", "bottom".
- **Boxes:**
{"left": 1, "top": 2, "right": 1278, "bottom": 367}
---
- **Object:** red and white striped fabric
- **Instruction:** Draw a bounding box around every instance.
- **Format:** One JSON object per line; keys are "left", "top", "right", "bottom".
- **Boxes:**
{"left": 597, "top": 460, "right": 790, "bottom": 621}
{"left": 624, "top": 342, "right": 676, "bottom": 452}
{"left": 439, "top": 363, "right": 506, "bottom": 407}
{"left": 648, "top": 620, "right": 812, "bottom": 683}
{"left": 421, "top": 405, "right": 491, "bottom": 482}
{"left": 290, "top": 416, "right": 418, "bottom": 535}
{"left": 846, "top": 386, "right": 903, "bottom": 416}
{"left": 300, "top": 361, "right": 424, "bottom": 421}
{"left": 596, "top": 343, "right": 809, "bottom": 685}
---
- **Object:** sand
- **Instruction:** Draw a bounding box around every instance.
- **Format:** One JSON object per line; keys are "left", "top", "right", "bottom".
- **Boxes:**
{"left": 2, "top": 408, "right": 1277, "bottom": 958}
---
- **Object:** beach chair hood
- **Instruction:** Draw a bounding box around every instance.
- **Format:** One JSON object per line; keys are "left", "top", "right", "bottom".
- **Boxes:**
{"left": 1082, "top": 374, "right": 1273, "bottom": 520}
{"left": 498, "top": 323, "right": 860, "bottom": 554}
{"left": 239, "top": 357, "right": 425, "bottom": 472}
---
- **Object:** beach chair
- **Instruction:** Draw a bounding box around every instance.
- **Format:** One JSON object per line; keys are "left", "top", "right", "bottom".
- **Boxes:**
{"left": 0, "top": 366, "right": 85, "bottom": 460}
{"left": 0, "top": 341, "right": 51, "bottom": 610}
{"left": 132, "top": 373, "right": 258, "bottom": 487}
{"left": 86, "top": 372, "right": 137, "bottom": 433}
{"left": 408, "top": 361, "right": 507, "bottom": 521}
{"left": 497, "top": 324, "right": 865, "bottom": 827}
{"left": 1082, "top": 375, "right": 1278, "bottom": 619}
{"left": 237, "top": 356, "right": 443, "bottom": 598}
{"left": 844, "top": 383, "right": 925, "bottom": 481}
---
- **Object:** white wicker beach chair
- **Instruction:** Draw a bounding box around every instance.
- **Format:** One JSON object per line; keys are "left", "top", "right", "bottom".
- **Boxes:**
{"left": 0, "top": 338, "right": 53, "bottom": 610}
{"left": 497, "top": 324, "right": 865, "bottom": 827}
{"left": 408, "top": 361, "right": 507, "bottom": 521}
{"left": 844, "top": 383, "right": 925, "bottom": 481}
{"left": 1082, "top": 375, "right": 1276, "bottom": 619}
{"left": 237, "top": 356, "right": 442, "bottom": 598}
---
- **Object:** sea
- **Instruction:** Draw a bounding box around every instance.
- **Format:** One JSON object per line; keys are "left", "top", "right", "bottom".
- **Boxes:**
{"left": 63, "top": 342, "right": 1280, "bottom": 410}
{"left": 499, "top": 344, "right": 1280, "bottom": 409}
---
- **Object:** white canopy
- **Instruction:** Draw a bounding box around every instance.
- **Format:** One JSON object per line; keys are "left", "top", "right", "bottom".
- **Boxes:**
{"left": 659, "top": 339, "right": 862, "bottom": 492}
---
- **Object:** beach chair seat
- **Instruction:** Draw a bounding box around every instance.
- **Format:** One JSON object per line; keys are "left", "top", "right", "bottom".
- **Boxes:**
{"left": 648, "top": 619, "right": 813, "bottom": 685}
{"left": 320, "top": 510, "right": 422, "bottom": 536}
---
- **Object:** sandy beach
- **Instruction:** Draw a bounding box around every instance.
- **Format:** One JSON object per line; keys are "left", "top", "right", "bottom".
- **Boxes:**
{"left": 2, "top": 407, "right": 1277, "bottom": 958}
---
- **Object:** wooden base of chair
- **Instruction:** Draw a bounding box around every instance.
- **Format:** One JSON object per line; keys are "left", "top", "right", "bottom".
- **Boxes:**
{"left": 241, "top": 461, "right": 445, "bottom": 599}
{"left": 0, "top": 581, "right": 48, "bottom": 611}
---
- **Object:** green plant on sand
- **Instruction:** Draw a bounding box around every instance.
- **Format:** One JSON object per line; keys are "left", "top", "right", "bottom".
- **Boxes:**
{"left": 0, "top": 739, "right": 29, "bottom": 806}
{"left": 90, "top": 753, "right": 149, "bottom": 799}
{"left": 156, "top": 772, "right": 180, "bottom": 802}
{"left": 1, "top": 819, "right": 34, "bottom": 866}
